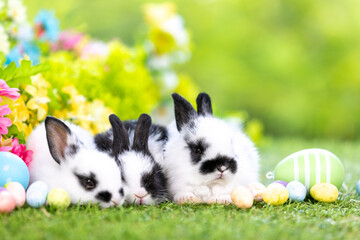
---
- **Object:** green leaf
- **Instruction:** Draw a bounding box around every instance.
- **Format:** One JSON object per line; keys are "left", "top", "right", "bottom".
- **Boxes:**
{"left": 0, "top": 52, "right": 5, "bottom": 66}
{"left": 0, "top": 62, "right": 17, "bottom": 81}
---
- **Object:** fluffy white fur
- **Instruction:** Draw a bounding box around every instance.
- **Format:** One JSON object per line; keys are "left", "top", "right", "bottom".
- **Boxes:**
{"left": 120, "top": 151, "right": 158, "bottom": 205}
{"left": 163, "top": 116, "right": 259, "bottom": 204}
{"left": 27, "top": 121, "right": 125, "bottom": 208}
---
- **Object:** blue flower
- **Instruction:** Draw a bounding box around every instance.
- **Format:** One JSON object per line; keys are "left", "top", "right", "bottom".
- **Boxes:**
{"left": 5, "top": 42, "right": 40, "bottom": 66}
{"left": 34, "top": 9, "right": 60, "bottom": 42}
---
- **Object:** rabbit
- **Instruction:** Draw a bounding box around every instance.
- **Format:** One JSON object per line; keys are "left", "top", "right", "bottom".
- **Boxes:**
{"left": 163, "top": 92, "right": 260, "bottom": 205}
{"left": 26, "top": 116, "right": 125, "bottom": 208}
{"left": 94, "top": 114, "right": 169, "bottom": 205}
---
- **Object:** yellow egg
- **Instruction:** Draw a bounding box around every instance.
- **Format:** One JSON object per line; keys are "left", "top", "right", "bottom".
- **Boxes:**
{"left": 231, "top": 186, "right": 254, "bottom": 209}
{"left": 263, "top": 183, "right": 289, "bottom": 206}
{"left": 310, "top": 183, "right": 339, "bottom": 203}
{"left": 246, "top": 182, "right": 266, "bottom": 202}
{"left": 47, "top": 188, "right": 71, "bottom": 209}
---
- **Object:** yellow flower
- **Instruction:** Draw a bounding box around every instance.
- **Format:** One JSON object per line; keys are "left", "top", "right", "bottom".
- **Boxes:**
{"left": 25, "top": 74, "right": 51, "bottom": 121}
{"left": 7, "top": 96, "right": 32, "bottom": 136}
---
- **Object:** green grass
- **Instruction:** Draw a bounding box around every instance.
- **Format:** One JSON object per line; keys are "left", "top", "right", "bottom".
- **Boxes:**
{"left": 1, "top": 138, "right": 360, "bottom": 240}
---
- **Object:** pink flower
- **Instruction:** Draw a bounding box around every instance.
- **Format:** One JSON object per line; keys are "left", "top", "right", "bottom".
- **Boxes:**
{"left": 0, "top": 104, "right": 12, "bottom": 135}
{"left": 52, "top": 30, "right": 84, "bottom": 51}
{"left": 11, "top": 138, "right": 33, "bottom": 167}
{"left": 0, "top": 79, "right": 20, "bottom": 101}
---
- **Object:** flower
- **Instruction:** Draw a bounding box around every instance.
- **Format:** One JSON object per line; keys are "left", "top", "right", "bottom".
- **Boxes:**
{"left": 34, "top": 9, "right": 60, "bottom": 42}
{"left": 7, "top": 0, "right": 27, "bottom": 24}
{"left": 7, "top": 96, "right": 32, "bottom": 136}
{"left": 52, "top": 30, "right": 85, "bottom": 52}
{"left": 0, "top": 136, "right": 12, "bottom": 152}
{"left": 0, "top": 104, "right": 12, "bottom": 135}
{"left": 80, "top": 41, "right": 109, "bottom": 59}
{"left": 0, "top": 24, "right": 10, "bottom": 55}
{"left": 25, "top": 74, "right": 50, "bottom": 121}
{"left": 0, "top": 0, "right": 5, "bottom": 11}
{"left": 5, "top": 42, "right": 40, "bottom": 66}
{"left": 0, "top": 79, "right": 20, "bottom": 100}
{"left": 11, "top": 138, "right": 33, "bottom": 167}
{"left": 143, "top": 3, "right": 176, "bottom": 28}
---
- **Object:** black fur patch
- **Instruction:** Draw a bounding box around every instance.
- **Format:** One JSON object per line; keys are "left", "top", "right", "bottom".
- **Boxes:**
{"left": 96, "top": 191, "right": 112, "bottom": 203}
{"left": 68, "top": 144, "right": 79, "bottom": 155}
{"left": 186, "top": 138, "right": 209, "bottom": 164}
{"left": 150, "top": 124, "right": 168, "bottom": 143}
{"left": 94, "top": 131, "right": 113, "bottom": 153}
{"left": 74, "top": 172, "right": 98, "bottom": 191}
{"left": 199, "top": 155, "right": 237, "bottom": 174}
{"left": 119, "top": 188, "right": 124, "bottom": 197}
{"left": 141, "top": 164, "right": 168, "bottom": 203}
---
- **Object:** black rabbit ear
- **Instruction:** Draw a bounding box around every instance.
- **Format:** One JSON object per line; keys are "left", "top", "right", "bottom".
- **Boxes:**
{"left": 45, "top": 116, "right": 80, "bottom": 164}
{"left": 133, "top": 114, "right": 152, "bottom": 154}
{"left": 196, "top": 93, "right": 213, "bottom": 116}
{"left": 172, "top": 93, "right": 197, "bottom": 131}
{"left": 109, "top": 114, "right": 130, "bottom": 156}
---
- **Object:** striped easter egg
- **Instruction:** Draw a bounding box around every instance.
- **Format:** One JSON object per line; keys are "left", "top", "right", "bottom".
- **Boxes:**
{"left": 274, "top": 149, "right": 344, "bottom": 191}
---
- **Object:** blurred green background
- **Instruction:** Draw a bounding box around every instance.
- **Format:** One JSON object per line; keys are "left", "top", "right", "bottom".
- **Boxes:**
{"left": 24, "top": 0, "right": 360, "bottom": 139}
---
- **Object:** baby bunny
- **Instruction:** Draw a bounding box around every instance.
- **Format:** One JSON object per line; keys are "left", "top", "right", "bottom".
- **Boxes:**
{"left": 164, "top": 93, "right": 259, "bottom": 205}
{"left": 95, "top": 114, "right": 168, "bottom": 205}
{"left": 26, "top": 116, "right": 125, "bottom": 208}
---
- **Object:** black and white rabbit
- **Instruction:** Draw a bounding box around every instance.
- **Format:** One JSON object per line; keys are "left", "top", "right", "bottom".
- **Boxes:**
{"left": 163, "top": 93, "right": 260, "bottom": 204}
{"left": 26, "top": 116, "right": 125, "bottom": 208}
{"left": 95, "top": 114, "right": 168, "bottom": 205}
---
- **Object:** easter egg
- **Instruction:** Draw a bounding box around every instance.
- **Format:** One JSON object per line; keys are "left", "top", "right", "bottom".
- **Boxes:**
{"left": 246, "top": 182, "right": 266, "bottom": 202}
{"left": 356, "top": 180, "right": 360, "bottom": 196}
{"left": 274, "top": 149, "right": 344, "bottom": 191}
{"left": 47, "top": 188, "right": 71, "bottom": 209}
{"left": 26, "top": 181, "right": 49, "bottom": 208}
{"left": 286, "top": 181, "right": 306, "bottom": 202}
{"left": 0, "top": 190, "right": 16, "bottom": 213}
{"left": 263, "top": 183, "right": 289, "bottom": 206}
{"left": 231, "top": 186, "right": 254, "bottom": 209}
{"left": 0, "top": 152, "right": 29, "bottom": 189}
{"left": 310, "top": 183, "right": 338, "bottom": 203}
{"left": 4, "top": 182, "right": 26, "bottom": 207}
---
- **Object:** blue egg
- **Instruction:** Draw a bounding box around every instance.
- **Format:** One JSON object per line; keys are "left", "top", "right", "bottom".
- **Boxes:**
{"left": 0, "top": 152, "right": 29, "bottom": 189}
{"left": 356, "top": 180, "right": 360, "bottom": 196}
{"left": 26, "top": 181, "right": 49, "bottom": 208}
{"left": 26, "top": 191, "right": 48, "bottom": 208}
{"left": 286, "top": 181, "right": 307, "bottom": 202}
{"left": 26, "top": 181, "right": 49, "bottom": 195}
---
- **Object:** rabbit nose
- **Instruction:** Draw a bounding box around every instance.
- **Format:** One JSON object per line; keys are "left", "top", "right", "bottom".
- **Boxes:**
{"left": 217, "top": 166, "right": 228, "bottom": 173}
{"left": 134, "top": 188, "right": 149, "bottom": 199}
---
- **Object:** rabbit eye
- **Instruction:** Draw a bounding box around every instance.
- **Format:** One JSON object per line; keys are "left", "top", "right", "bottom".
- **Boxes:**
{"left": 75, "top": 172, "right": 98, "bottom": 191}
{"left": 82, "top": 178, "right": 96, "bottom": 189}
{"left": 194, "top": 147, "right": 203, "bottom": 155}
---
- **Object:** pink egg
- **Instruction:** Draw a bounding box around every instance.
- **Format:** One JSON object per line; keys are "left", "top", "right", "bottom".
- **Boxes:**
{"left": 0, "top": 190, "right": 16, "bottom": 213}
{"left": 4, "top": 182, "right": 26, "bottom": 207}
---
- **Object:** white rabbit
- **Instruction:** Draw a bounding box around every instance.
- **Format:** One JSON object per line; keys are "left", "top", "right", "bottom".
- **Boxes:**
{"left": 163, "top": 93, "right": 259, "bottom": 204}
{"left": 95, "top": 114, "right": 169, "bottom": 205}
{"left": 26, "top": 116, "right": 125, "bottom": 208}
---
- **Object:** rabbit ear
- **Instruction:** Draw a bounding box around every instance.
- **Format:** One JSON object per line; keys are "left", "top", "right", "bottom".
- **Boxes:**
{"left": 133, "top": 113, "right": 152, "bottom": 154}
{"left": 109, "top": 114, "right": 130, "bottom": 156}
{"left": 196, "top": 93, "right": 213, "bottom": 116}
{"left": 172, "top": 93, "right": 197, "bottom": 131}
{"left": 45, "top": 116, "right": 80, "bottom": 164}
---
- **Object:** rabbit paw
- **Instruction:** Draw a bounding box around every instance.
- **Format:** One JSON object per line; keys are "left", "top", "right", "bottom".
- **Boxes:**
{"left": 206, "top": 194, "right": 232, "bottom": 205}
{"left": 175, "top": 193, "right": 203, "bottom": 205}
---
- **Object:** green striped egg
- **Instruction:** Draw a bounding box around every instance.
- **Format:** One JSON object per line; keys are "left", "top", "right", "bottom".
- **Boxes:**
{"left": 274, "top": 149, "right": 344, "bottom": 191}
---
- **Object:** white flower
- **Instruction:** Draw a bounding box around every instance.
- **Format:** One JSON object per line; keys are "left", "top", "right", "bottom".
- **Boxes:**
{"left": 162, "top": 70, "right": 179, "bottom": 90}
{"left": 7, "top": 0, "right": 27, "bottom": 24}
{"left": 162, "top": 15, "right": 189, "bottom": 46}
{"left": 147, "top": 54, "right": 172, "bottom": 70}
{"left": 0, "top": 24, "right": 10, "bottom": 55}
